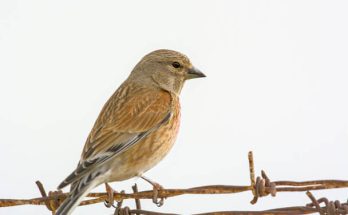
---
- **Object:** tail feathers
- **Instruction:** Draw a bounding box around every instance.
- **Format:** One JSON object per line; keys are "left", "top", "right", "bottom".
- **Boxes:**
{"left": 56, "top": 170, "right": 104, "bottom": 215}
{"left": 58, "top": 158, "right": 98, "bottom": 190}
{"left": 55, "top": 190, "right": 86, "bottom": 215}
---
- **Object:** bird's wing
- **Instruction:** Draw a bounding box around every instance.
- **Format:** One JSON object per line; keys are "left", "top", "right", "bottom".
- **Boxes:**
{"left": 58, "top": 84, "right": 172, "bottom": 189}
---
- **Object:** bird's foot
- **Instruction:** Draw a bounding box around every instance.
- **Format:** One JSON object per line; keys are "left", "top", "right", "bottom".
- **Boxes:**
{"left": 104, "top": 183, "right": 117, "bottom": 208}
{"left": 151, "top": 182, "right": 164, "bottom": 207}
{"left": 140, "top": 176, "right": 165, "bottom": 207}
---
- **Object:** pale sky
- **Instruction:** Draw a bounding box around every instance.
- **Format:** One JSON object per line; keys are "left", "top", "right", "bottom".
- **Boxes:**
{"left": 1, "top": 0, "right": 348, "bottom": 214}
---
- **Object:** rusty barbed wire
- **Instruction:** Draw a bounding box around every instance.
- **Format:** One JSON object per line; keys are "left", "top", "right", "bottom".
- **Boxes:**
{"left": 111, "top": 192, "right": 348, "bottom": 215}
{"left": 0, "top": 151, "right": 347, "bottom": 215}
{"left": 306, "top": 191, "right": 348, "bottom": 215}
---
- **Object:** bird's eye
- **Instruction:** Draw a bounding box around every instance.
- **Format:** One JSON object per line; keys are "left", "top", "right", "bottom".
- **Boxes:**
{"left": 172, "top": 62, "right": 181, "bottom": 68}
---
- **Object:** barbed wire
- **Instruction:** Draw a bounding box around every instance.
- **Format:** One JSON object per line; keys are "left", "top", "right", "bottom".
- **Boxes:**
{"left": 0, "top": 151, "right": 347, "bottom": 214}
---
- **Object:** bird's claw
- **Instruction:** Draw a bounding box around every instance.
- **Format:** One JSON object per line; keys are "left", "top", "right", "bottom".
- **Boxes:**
{"left": 140, "top": 176, "right": 165, "bottom": 207}
{"left": 104, "top": 183, "right": 117, "bottom": 208}
{"left": 104, "top": 200, "right": 116, "bottom": 208}
{"left": 151, "top": 182, "right": 164, "bottom": 207}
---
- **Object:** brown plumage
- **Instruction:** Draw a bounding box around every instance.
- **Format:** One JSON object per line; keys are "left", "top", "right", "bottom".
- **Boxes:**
{"left": 56, "top": 49, "right": 205, "bottom": 215}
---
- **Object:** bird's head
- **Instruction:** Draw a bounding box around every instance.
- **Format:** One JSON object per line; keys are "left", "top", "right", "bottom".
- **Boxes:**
{"left": 129, "top": 49, "right": 205, "bottom": 95}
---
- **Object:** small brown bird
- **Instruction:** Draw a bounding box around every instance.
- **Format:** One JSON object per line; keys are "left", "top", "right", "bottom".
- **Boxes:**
{"left": 56, "top": 49, "right": 205, "bottom": 214}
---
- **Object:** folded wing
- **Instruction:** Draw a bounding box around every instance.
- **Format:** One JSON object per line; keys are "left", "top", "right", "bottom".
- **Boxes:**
{"left": 58, "top": 84, "right": 172, "bottom": 189}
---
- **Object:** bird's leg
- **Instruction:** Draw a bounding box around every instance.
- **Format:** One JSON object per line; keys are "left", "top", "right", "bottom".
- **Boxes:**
{"left": 140, "top": 175, "right": 164, "bottom": 207}
{"left": 104, "top": 183, "right": 116, "bottom": 208}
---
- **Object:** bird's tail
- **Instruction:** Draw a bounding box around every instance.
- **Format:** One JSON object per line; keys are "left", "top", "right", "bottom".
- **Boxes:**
{"left": 56, "top": 172, "right": 103, "bottom": 215}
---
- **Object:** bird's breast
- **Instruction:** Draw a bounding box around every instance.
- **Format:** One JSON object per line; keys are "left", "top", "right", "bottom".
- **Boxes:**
{"left": 109, "top": 97, "right": 181, "bottom": 181}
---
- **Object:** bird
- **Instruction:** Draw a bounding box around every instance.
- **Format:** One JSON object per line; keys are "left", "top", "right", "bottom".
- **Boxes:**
{"left": 55, "top": 49, "right": 205, "bottom": 215}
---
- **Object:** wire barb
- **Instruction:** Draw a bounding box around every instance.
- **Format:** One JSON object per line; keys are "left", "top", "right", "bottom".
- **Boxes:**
{"left": 249, "top": 151, "right": 277, "bottom": 204}
{"left": 306, "top": 191, "right": 348, "bottom": 215}
{"left": 132, "top": 184, "right": 141, "bottom": 215}
{"left": 35, "top": 181, "right": 63, "bottom": 215}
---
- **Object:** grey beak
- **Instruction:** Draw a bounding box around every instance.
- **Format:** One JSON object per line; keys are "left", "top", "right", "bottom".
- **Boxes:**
{"left": 186, "top": 66, "right": 206, "bottom": 79}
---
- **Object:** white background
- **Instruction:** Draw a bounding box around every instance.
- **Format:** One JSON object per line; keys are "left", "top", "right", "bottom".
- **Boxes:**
{"left": 1, "top": 0, "right": 348, "bottom": 214}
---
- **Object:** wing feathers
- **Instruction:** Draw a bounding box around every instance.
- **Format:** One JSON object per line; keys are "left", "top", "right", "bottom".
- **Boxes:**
{"left": 83, "top": 86, "right": 171, "bottom": 159}
{"left": 58, "top": 112, "right": 170, "bottom": 190}
{"left": 57, "top": 86, "right": 172, "bottom": 190}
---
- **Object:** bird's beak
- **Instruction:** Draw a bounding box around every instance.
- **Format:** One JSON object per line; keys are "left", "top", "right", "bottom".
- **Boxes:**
{"left": 186, "top": 66, "right": 206, "bottom": 80}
